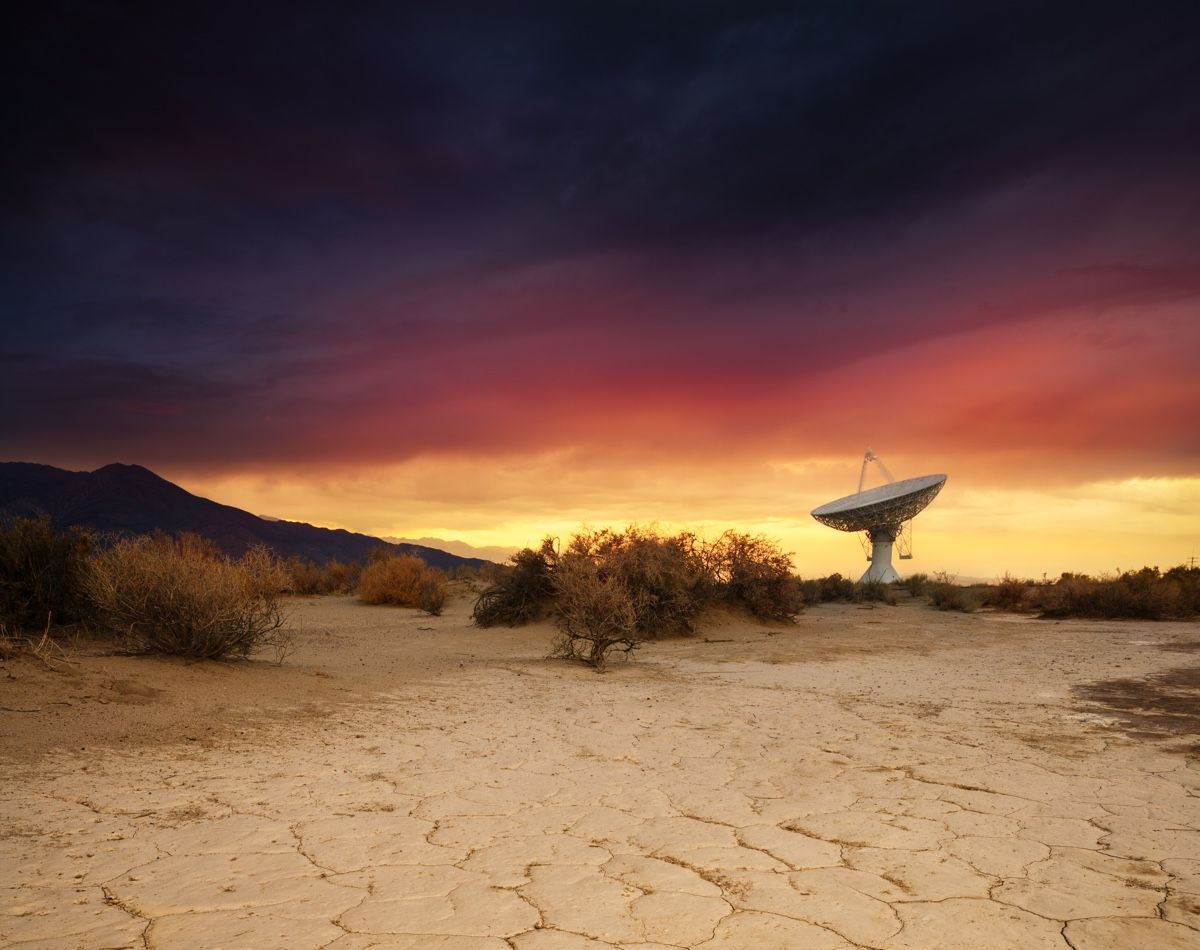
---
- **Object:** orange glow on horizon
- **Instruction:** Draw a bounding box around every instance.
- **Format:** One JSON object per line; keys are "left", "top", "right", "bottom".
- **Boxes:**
{"left": 157, "top": 304, "right": 1199, "bottom": 581}
{"left": 176, "top": 457, "right": 1200, "bottom": 581}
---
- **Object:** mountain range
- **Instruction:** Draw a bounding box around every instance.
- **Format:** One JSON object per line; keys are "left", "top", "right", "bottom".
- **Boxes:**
{"left": 383, "top": 536, "right": 516, "bottom": 564}
{"left": 0, "top": 462, "right": 491, "bottom": 572}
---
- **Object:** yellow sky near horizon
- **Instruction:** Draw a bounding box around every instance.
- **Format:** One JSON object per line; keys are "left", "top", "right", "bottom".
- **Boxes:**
{"left": 176, "top": 458, "right": 1200, "bottom": 580}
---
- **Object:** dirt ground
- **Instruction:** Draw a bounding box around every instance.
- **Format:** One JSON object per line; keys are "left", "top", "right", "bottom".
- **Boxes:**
{"left": 2, "top": 590, "right": 1198, "bottom": 949}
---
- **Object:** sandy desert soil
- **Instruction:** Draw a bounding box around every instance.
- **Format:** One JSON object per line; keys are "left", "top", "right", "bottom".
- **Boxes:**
{"left": 1, "top": 590, "right": 1198, "bottom": 949}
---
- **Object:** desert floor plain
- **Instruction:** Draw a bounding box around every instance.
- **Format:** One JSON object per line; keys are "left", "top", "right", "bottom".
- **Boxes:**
{"left": 1, "top": 590, "right": 1198, "bottom": 949}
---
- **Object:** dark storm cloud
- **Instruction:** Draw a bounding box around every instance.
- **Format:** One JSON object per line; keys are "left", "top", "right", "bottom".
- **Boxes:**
{"left": 65, "top": 297, "right": 221, "bottom": 330}
{"left": 3, "top": 1, "right": 1199, "bottom": 471}
{"left": 8, "top": 2, "right": 1199, "bottom": 252}
{"left": 0, "top": 350, "right": 251, "bottom": 457}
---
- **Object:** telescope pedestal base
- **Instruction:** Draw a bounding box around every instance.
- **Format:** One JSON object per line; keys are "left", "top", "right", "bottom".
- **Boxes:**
{"left": 859, "top": 528, "right": 900, "bottom": 584}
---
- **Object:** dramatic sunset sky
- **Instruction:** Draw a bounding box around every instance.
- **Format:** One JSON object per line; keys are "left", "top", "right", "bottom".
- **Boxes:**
{"left": 4, "top": 2, "right": 1199, "bottom": 577}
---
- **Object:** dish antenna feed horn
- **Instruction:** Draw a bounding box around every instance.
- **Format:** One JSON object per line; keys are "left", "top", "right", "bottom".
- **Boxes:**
{"left": 812, "top": 451, "right": 947, "bottom": 584}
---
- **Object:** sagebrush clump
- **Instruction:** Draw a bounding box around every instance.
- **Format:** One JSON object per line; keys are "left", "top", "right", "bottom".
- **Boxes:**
{"left": 927, "top": 572, "right": 976, "bottom": 612}
{"left": 1025, "top": 566, "right": 1199, "bottom": 620}
{"left": 565, "top": 527, "right": 709, "bottom": 637}
{"left": 86, "top": 534, "right": 291, "bottom": 659}
{"left": 795, "top": 573, "right": 895, "bottom": 605}
{"left": 982, "top": 573, "right": 1028, "bottom": 611}
{"left": 707, "top": 531, "right": 804, "bottom": 620}
{"left": 474, "top": 526, "right": 804, "bottom": 666}
{"left": 0, "top": 515, "right": 93, "bottom": 632}
{"left": 471, "top": 540, "right": 558, "bottom": 626}
{"left": 286, "top": 556, "right": 361, "bottom": 595}
{"left": 898, "top": 573, "right": 930, "bottom": 598}
{"left": 550, "top": 556, "right": 642, "bottom": 669}
{"left": 358, "top": 554, "right": 447, "bottom": 614}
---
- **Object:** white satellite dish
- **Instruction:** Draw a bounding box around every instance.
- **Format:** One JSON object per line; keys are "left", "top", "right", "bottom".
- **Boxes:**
{"left": 811, "top": 450, "right": 946, "bottom": 583}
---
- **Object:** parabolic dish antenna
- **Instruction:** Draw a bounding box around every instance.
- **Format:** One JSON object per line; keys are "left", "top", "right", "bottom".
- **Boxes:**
{"left": 811, "top": 451, "right": 946, "bottom": 583}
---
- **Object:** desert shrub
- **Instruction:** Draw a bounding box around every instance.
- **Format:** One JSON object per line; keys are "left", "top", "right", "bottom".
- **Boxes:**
{"left": 704, "top": 531, "right": 803, "bottom": 621}
{"left": 286, "top": 556, "right": 361, "bottom": 595}
{"left": 929, "top": 583, "right": 972, "bottom": 611}
{"left": 927, "top": 572, "right": 975, "bottom": 612}
{"left": 1027, "top": 566, "right": 1199, "bottom": 620}
{"left": 451, "top": 564, "right": 485, "bottom": 582}
{"left": 821, "top": 573, "right": 856, "bottom": 602}
{"left": 286, "top": 557, "right": 323, "bottom": 595}
{"left": 898, "top": 573, "right": 930, "bottom": 598}
{"left": 0, "top": 516, "right": 92, "bottom": 632}
{"left": 1117, "top": 567, "right": 1190, "bottom": 617}
{"left": 474, "top": 527, "right": 804, "bottom": 633}
{"left": 472, "top": 540, "right": 558, "bottom": 626}
{"left": 796, "top": 573, "right": 895, "bottom": 605}
{"left": 983, "top": 573, "right": 1029, "bottom": 611}
{"left": 550, "top": 556, "right": 641, "bottom": 670}
{"left": 856, "top": 580, "right": 896, "bottom": 604}
{"left": 568, "top": 527, "right": 709, "bottom": 637}
{"left": 1165, "top": 565, "right": 1200, "bottom": 615}
{"left": 358, "top": 555, "right": 447, "bottom": 613}
{"left": 325, "top": 558, "right": 361, "bottom": 593}
{"left": 86, "top": 535, "right": 290, "bottom": 659}
{"left": 479, "top": 561, "right": 507, "bottom": 584}
{"left": 0, "top": 624, "right": 16, "bottom": 661}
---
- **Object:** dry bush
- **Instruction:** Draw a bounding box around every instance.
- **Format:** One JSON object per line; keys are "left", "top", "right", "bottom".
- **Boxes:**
{"left": 898, "top": 573, "right": 930, "bottom": 598}
{"left": 856, "top": 580, "right": 897, "bottom": 604}
{"left": 285, "top": 557, "right": 322, "bottom": 594}
{"left": 796, "top": 573, "right": 894, "bottom": 605}
{"left": 567, "top": 527, "right": 708, "bottom": 637}
{"left": 798, "top": 572, "right": 854, "bottom": 604}
{"left": 927, "top": 572, "right": 975, "bottom": 612}
{"left": 0, "top": 516, "right": 93, "bottom": 632}
{"left": 479, "top": 561, "right": 507, "bottom": 584}
{"left": 705, "top": 531, "right": 789, "bottom": 606}
{"left": 930, "top": 584, "right": 974, "bottom": 611}
{"left": 358, "top": 555, "right": 447, "bottom": 614}
{"left": 472, "top": 540, "right": 558, "bottom": 626}
{"left": 475, "top": 527, "right": 804, "bottom": 636}
{"left": 325, "top": 558, "right": 361, "bottom": 593}
{"left": 451, "top": 564, "right": 482, "bottom": 582}
{"left": 86, "top": 535, "right": 291, "bottom": 659}
{"left": 558, "top": 527, "right": 800, "bottom": 632}
{"left": 1026, "top": 573, "right": 1102, "bottom": 618}
{"left": 286, "top": 556, "right": 361, "bottom": 595}
{"left": 550, "top": 556, "right": 641, "bottom": 670}
{"left": 1166, "top": 565, "right": 1200, "bottom": 615}
{"left": 0, "top": 623, "right": 15, "bottom": 660}
{"left": 1027, "top": 566, "right": 1199, "bottom": 620}
{"left": 983, "top": 573, "right": 1030, "bottom": 611}
{"left": 703, "top": 531, "right": 802, "bottom": 621}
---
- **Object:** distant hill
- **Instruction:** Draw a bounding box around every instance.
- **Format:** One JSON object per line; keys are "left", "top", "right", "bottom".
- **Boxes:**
{"left": 384, "top": 536, "right": 514, "bottom": 564}
{"left": 0, "top": 462, "right": 489, "bottom": 572}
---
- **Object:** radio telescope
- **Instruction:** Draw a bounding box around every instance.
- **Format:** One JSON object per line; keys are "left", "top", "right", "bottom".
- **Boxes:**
{"left": 811, "top": 450, "right": 947, "bottom": 583}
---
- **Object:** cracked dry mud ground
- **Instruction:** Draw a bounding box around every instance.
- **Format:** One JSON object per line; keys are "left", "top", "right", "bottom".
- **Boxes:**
{"left": 2, "top": 597, "right": 1199, "bottom": 949}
